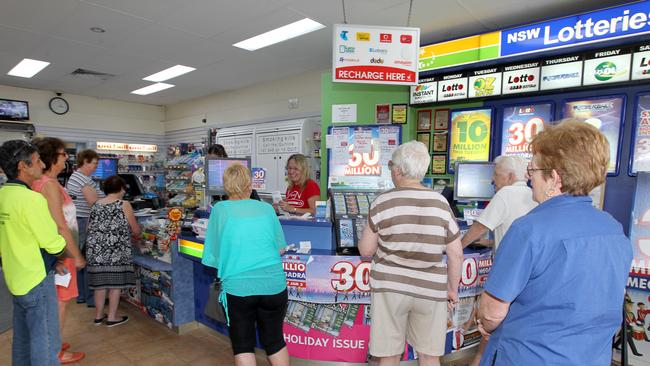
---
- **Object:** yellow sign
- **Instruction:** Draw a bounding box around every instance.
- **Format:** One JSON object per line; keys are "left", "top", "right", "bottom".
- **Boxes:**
{"left": 356, "top": 32, "right": 370, "bottom": 41}
{"left": 449, "top": 109, "right": 492, "bottom": 170}
{"left": 96, "top": 141, "right": 157, "bottom": 152}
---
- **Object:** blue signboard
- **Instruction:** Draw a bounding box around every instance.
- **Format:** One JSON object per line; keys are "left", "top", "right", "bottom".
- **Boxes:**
{"left": 501, "top": 1, "right": 650, "bottom": 57}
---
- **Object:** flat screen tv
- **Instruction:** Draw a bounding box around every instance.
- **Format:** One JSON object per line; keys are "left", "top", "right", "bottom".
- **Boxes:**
{"left": 91, "top": 158, "right": 118, "bottom": 180}
{"left": 205, "top": 157, "right": 251, "bottom": 195}
{"left": 0, "top": 99, "right": 29, "bottom": 121}
{"left": 453, "top": 161, "right": 496, "bottom": 202}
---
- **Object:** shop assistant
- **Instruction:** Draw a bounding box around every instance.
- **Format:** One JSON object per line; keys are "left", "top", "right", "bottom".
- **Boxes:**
{"left": 275, "top": 154, "right": 320, "bottom": 216}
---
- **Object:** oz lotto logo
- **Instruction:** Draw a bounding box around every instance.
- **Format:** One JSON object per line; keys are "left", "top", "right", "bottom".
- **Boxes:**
{"left": 594, "top": 61, "right": 618, "bottom": 81}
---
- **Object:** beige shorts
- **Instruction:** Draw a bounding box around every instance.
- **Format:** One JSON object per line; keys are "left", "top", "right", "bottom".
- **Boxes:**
{"left": 369, "top": 291, "right": 447, "bottom": 357}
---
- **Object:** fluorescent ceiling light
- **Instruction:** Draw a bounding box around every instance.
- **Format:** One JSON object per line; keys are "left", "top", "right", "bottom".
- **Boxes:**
{"left": 233, "top": 18, "right": 325, "bottom": 51}
{"left": 131, "top": 83, "right": 175, "bottom": 95}
{"left": 143, "top": 65, "right": 196, "bottom": 82}
{"left": 7, "top": 58, "right": 51, "bottom": 78}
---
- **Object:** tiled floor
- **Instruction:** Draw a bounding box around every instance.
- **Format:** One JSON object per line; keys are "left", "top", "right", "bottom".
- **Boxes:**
{"left": 0, "top": 301, "right": 271, "bottom": 366}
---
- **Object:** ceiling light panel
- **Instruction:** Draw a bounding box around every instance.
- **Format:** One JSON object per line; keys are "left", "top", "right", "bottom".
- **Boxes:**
{"left": 131, "top": 83, "right": 175, "bottom": 95}
{"left": 143, "top": 65, "right": 196, "bottom": 82}
{"left": 7, "top": 58, "right": 51, "bottom": 78}
{"left": 233, "top": 18, "right": 325, "bottom": 51}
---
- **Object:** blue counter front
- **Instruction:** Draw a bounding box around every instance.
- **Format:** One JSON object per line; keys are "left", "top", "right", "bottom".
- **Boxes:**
{"left": 178, "top": 217, "right": 490, "bottom": 364}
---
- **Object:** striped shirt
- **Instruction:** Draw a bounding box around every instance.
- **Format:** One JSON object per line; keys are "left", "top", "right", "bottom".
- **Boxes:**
{"left": 368, "top": 187, "right": 460, "bottom": 301}
{"left": 65, "top": 171, "right": 105, "bottom": 218}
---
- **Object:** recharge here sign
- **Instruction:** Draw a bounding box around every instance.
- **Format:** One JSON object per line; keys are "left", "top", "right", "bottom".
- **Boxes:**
{"left": 501, "top": 1, "right": 650, "bottom": 57}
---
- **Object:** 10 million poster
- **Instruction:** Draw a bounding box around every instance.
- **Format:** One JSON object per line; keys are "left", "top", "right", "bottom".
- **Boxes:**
{"left": 562, "top": 96, "right": 625, "bottom": 174}
{"left": 449, "top": 108, "right": 492, "bottom": 172}
{"left": 501, "top": 103, "right": 553, "bottom": 162}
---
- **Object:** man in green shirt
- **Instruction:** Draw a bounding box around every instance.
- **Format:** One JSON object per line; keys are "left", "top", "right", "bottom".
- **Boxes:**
{"left": 0, "top": 140, "right": 69, "bottom": 365}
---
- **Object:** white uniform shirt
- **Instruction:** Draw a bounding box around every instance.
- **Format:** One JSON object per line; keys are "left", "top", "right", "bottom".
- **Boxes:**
{"left": 477, "top": 181, "right": 537, "bottom": 251}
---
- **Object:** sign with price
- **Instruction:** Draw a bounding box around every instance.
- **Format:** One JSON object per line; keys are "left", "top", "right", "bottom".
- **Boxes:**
{"left": 251, "top": 167, "right": 267, "bottom": 190}
{"left": 633, "top": 94, "right": 650, "bottom": 174}
{"left": 449, "top": 108, "right": 492, "bottom": 172}
{"left": 501, "top": 103, "right": 552, "bottom": 162}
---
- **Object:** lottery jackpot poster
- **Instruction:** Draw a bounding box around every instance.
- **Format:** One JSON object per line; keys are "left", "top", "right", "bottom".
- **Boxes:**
{"left": 500, "top": 103, "right": 553, "bottom": 162}
{"left": 632, "top": 94, "right": 650, "bottom": 174}
{"left": 562, "top": 96, "right": 625, "bottom": 174}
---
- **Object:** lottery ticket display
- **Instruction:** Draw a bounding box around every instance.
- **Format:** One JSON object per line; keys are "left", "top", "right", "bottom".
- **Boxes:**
{"left": 330, "top": 189, "right": 380, "bottom": 253}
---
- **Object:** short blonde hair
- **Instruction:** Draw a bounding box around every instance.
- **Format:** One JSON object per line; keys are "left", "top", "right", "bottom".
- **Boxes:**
{"left": 286, "top": 154, "right": 310, "bottom": 188}
{"left": 223, "top": 164, "right": 251, "bottom": 198}
{"left": 529, "top": 119, "right": 609, "bottom": 195}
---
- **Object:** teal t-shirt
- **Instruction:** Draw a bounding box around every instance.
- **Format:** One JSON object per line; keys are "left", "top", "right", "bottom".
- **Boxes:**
{"left": 202, "top": 199, "right": 287, "bottom": 297}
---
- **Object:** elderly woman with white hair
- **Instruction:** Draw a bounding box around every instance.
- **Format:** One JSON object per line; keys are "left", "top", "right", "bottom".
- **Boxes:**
{"left": 359, "top": 140, "right": 463, "bottom": 366}
{"left": 461, "top": 155, "right": 538, "bottom": 252}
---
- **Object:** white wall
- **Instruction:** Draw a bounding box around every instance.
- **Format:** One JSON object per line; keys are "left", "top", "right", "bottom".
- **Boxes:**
{"left": 164, "top": 69, "right": 324, "bottom": 132}
{"left": 0, "top": 84, "right": 165, "bottom": 135}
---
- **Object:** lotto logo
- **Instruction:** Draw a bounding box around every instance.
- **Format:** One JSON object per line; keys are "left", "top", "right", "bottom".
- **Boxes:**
{"left": 400, "top": 35, "right": 412, "bottom": 44}
{"left": 443, "top": 84, "right": 463, "bottom": 91}
{"left": 380, "top": 33, "right": 392, "bottom": 43}
{"left": 507, "top": 74, "right": 535, "bottom": 83}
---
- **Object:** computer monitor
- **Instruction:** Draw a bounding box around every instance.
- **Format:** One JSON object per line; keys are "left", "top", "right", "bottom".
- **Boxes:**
{"left": 118, "top": 173, "right": 144, "bottom": 199}
{"left": 205, "top": 157, "right": 251, "bottom": 196}
{"left": 91, "top": 158, "right": 118, "bottom": 180}
{"left": 453, "top": 161, "right": 496, "bottom": 202}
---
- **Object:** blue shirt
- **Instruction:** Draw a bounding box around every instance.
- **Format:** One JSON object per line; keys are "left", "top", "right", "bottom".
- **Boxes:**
{"left": 202, "top": 199, "right": 287, "bottom": 297}
{"left": 481, "top": 195, "right": 632, "bottom": 366}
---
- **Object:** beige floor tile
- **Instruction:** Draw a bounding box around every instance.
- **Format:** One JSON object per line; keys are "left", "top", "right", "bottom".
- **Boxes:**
{"left": 134, "top": 351, "right": 188, "bottom": 366}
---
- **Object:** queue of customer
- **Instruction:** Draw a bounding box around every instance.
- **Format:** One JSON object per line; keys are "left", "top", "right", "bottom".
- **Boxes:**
{"left": 0, "top": 118, "right": 635, "bottom": 365}
{"left": 0, "top": 139, "right": 139, "bottom": 365}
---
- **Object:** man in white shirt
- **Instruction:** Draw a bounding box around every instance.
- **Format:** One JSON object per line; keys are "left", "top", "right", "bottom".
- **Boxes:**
{"left": 461, "top": 155, "right": 537, "bottom": 251}
{"left": 461, "top": 155, "right": 537, "bottom": 366}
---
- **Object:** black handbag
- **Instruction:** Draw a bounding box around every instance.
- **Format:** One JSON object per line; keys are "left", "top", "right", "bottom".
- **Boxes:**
{"left": 203, "top": 280, "right": 227, "bottom": 323}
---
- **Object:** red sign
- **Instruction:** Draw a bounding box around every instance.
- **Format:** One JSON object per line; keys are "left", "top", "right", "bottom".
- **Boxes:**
{"left": 400, "top": 34, "right": 412, "bottom": 44}
{"left": 335, "top": 65, "right": 416, "bottom": 83}
{"left": 379, "top": 33, "right": 392, "bottom": 43}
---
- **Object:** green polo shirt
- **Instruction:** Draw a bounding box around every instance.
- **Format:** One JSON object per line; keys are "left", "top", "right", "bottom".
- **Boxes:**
{"left": 0, "top": 181, "right": 66, "bottom": 295}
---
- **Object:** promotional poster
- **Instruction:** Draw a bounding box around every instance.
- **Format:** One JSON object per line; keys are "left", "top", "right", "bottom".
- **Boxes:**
{"left": 501, "top": 103, "right": 553, "bottom": 161}
{"left": 621, "top": 172, "right": 650, "bottom": 365}
{"left": 562, "top": 96, "right": 624, "bottom": 173}
{"left": 328, "top": 125, "right": 401, "bottom": 189}
{"left": 633, "top": 94, "right": 650, "bottom": 174}
{"left": 281, "top": 250, "right": 492, "bottom": 362}
{"left": 449, "top": 108, "right": 492, "bottom": 172}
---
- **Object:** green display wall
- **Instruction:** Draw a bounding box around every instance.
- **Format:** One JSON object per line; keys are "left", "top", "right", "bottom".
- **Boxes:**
{"left": 320, "top": 71, "right": 484, "bottom": 193}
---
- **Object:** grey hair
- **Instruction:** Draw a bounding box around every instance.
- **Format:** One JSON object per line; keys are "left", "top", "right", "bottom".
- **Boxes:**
{"left": 391, "top": 140, "right": 430, "bottom": 180}
{"left": 494, "top": 155, "right": 527, "bottom": 181}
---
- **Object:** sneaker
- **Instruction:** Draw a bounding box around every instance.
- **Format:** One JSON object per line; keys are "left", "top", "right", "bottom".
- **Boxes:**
{"left": 106, "top": 316, "right": 129, "bottom": 328}
{"left": 93, "top": 314, "right": 107, "bottom": 326}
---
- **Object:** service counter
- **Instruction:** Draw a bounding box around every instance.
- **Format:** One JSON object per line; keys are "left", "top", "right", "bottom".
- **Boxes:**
{"left": 177, "top": 218, "right": 491, "bottom": 365}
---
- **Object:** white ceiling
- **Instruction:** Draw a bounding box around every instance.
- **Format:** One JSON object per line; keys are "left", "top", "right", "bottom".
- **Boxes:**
{"left": 0, "top": 0, "right": 629, "bottom": 106}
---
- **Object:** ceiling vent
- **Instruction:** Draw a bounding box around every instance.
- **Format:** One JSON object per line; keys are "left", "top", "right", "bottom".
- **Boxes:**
{"left": 70, "top": 68, "right": 115, "bottom": 81}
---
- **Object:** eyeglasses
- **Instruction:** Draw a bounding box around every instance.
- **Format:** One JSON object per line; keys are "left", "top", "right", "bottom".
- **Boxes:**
{"left": 526, "top": 166, "right": 552, "bottom": 176}
{"left": 388, "top": 160, "right": 394, "bottom": 170}
{"left": 57, "top": 152, "right": 69, "bottom": 158}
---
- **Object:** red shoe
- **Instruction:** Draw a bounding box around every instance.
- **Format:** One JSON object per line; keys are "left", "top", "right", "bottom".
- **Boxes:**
{"left": 61, "top": 343, "right": 71, "bottom": 351}
{"left": 58, "top": 351, "right": 85, "bottom": 364}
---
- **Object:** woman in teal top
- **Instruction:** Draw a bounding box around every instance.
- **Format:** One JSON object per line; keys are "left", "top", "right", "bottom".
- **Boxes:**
{"left": 202, "top": 164, "right": 289, "bottom": 366}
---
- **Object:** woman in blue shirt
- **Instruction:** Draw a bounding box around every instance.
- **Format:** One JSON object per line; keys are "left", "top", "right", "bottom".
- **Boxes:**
{"left": 477, "top": 120, "right": 633, "bottom": 365}
{"left": 202, "top": 163, "right": 288, "bottom": 366}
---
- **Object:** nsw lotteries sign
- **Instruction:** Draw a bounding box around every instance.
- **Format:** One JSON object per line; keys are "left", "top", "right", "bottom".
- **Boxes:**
{"left": 333, "top": 24, "right": 420, "bottom": 85}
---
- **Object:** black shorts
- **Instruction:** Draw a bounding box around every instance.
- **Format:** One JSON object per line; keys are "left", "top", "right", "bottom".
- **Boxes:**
{"left": 226, "top": 289, "right": 288, "bottom": 356}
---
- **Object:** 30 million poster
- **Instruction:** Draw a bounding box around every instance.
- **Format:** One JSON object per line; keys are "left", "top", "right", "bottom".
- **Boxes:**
{"left": 501, "top": 103, "right": 552, "bottom": 162}
{"left": 449, "top": 108, "right": 492, "bottom": 172}
{"left": 562, "top": 96, "right": 625, "bottom": 174}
